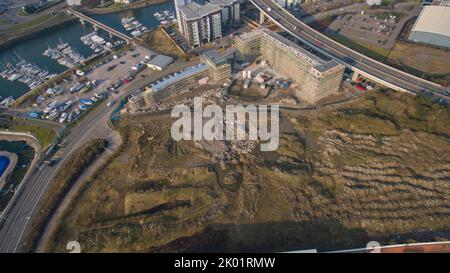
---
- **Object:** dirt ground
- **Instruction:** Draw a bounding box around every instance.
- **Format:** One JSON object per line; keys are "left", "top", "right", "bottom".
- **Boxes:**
{"left": 44, "top": 89, "right": 450, "bottom": 253}
{"left": 140, "top": 28, "right": 185, "bottom": 60}
{"left": 388, "top": 42, "right": 450, "bottom": 76}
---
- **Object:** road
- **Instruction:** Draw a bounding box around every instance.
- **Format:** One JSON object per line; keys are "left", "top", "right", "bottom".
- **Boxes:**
{"left": 0, "top": 60, "right": 197, "bottom": 253}
{"left": 252, "top": 0, "right": 449, "bottom": 102}
{"left": 66, "top": 8, "right": 133, "bottom": 43}
{"left": 299, "top": 2, "right": 367, "bottom": 24}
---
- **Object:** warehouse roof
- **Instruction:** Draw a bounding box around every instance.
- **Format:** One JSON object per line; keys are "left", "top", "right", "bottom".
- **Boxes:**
{"left": 147, "top": 55, "right": 173, "bottom": 70}
{"left": 411, "top": 6, "right": 450, "bottom": 37}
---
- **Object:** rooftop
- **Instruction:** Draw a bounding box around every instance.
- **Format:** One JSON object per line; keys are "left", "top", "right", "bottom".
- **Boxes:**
{"left": 148, "top": 63, "right": 208, "bottom": 92}
{"left": 148, "top": 55, "right": 174, "bottom": 68}
{"left": 235, "top": 30, "right": 260, "bottom": 42}
{"left": 179, "top": 2, "right": 222, "bottom": 20}
{"left": 201, "top": 49, "right": 227, "bottom": 67}
{"left": 208, "top": 0, "right": 238, "bottom": 6}
{"left": 259, "top": 29, "right": 340, "bottom": 71}
{"left": 411, "top": 5, "right": 450, "bottom": 37}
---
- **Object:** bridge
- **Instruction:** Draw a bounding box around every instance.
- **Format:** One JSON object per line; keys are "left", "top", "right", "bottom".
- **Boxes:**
{"left": 66, "top": 8, "right": 133, "bottom": 43}
{"left": 252, "top": 0, "right": 448, "bottom": 101}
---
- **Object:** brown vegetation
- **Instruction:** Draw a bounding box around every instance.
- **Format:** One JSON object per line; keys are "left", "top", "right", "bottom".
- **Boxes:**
{"left": 24, "top": 139, "right": 108, "bottom": 252}
{"left": 46, "top": 90, "right": 450, "bottom": 252}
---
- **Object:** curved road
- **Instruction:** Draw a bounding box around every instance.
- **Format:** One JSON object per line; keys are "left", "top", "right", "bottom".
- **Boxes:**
{"left": 252, "top": 0, "right": 448, "bottom": 101}
{"left": 0, "top": 61, "right": 197, "bottom": 253}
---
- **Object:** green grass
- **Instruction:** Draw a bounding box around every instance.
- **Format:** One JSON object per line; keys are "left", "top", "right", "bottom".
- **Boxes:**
{"left": 0, "top": 18, "right": 11, "bottom": 25}
{"left": 9, "top": 124, "right": 56, "bottom": 148}
{"left": 1, "top": 12, "right": 69, "bottom": 35}
{"left": 12, "top": 14, "right": 53, "bottom": 31}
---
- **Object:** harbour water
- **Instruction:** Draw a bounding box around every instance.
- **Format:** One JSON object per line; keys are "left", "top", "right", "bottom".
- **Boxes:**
{"left": 0, "top": 1, "right": 174, "bottom": 99}
{"left": 0, "top": 140, "right": 34, "bottom": 210}
{"left": 91, "top": 2, "right": 175, "bottom": 35}
{"left": 0, "top": 155, "right": 10, "bottom": 177}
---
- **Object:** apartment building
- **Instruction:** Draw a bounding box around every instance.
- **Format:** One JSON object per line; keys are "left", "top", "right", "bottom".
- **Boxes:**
{"left": 209, "top": 0, "right": 240, "bottom": 25}
{"left": 178, "top": 2, "right": 223, "bottom": 46}
{"left": 234, "top": 30, "right": 261, "bottom": 60}
{"left": 175, "top": 0, "right": 240, "bottom": 46}
{"left": 142, "top": 63, "right": 210, "bottom": 110}
{"left": 235, "top": 29, "right": 345, "bottom": 103}
{"left": 128, "top": 94, "right": 146, "bottom": 113}
{"left": 201, "top": 49, "right": 232, "bottom": 82}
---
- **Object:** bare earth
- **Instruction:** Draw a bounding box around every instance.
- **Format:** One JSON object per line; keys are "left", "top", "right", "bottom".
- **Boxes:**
{"left": 388, "top": 42, "right": 450, "bottom": 75}
{"left": 46, "top": 90, "right": 450, "bottom": 252}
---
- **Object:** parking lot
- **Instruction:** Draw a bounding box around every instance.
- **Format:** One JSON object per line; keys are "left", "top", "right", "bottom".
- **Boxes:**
{"left": 328, "top": 12, "right": 399, "bottom": 48}
{"left": 86, "top": 45, "right": 155, "bottom": 93}
{"left": 26, "top": 45, "right": 156, "bottom": 124}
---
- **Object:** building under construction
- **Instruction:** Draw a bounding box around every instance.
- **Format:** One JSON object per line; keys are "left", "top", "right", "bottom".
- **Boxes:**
{"left": 234, "top": 28, "right": 345, "bottom": 103}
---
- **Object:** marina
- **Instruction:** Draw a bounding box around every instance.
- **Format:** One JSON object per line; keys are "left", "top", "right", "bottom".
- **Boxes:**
{"left": 153, "top": 10, "right": 177, "bottom": 25}
{"left": 91, "top": 2, "right": 175, "bottom": 35}
{"left": 121, "top": 17, "right": 149, "bottom": 37}
{"left": 0, "top": 56, "right": 57, "bottom": 91}
{"left": 43, "top": 40, "right": 87, "bottom": 69}
{"left": 0, "top": 1, "right": 175, "bottom": 99}
{"left": 81, "top": 32, "right": 125, "bottom": 53}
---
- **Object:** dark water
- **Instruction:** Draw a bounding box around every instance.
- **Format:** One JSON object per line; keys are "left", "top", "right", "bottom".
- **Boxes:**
{"left": 92, "top": 2, "right": 175, "bottom": 35}
{"left": 0, "top": 140, "right": 34, "bottom": 209}
{"left": 0, "top": 155, "right": 10, "bottom": 176}
{"left": 0, "top": 1, "right": 174, "bottom": 99}
{"left": 0, "top": 23, "right": 96, "bottom": 98}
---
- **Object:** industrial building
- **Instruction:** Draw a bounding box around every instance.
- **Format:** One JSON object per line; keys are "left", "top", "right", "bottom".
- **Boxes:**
{"left": 409, "top": 5, "right": 450, "bottom": 49}
{"left": 147, "top": 55, "right": 174, "bottom": 71}
{"left": 175, "top": 0, "right": 240, "bottom": 47}
{"left": 235, "top": 29, "right": 345, "bottom": 103}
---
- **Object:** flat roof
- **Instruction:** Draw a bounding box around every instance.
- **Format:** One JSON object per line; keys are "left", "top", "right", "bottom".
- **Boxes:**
{"left": 148, "top": 55, "right": 174, "bottom": 68}
{"left": 260, "top": 28, "right": 327, "bottom": 66}
{"left": 202, "top": 49, "right": 227, "bottom": 66}
{"left": 149, "top": 63, "right": 208, "bottom": 92}
{"left": 236, "top": 30, "right": 260, "bottom": 41}
{"left": 179, "top": 2, "right": 222, "bottom": 20}
{"left": 411, "top": 6, "right": 450, "bottom": 37}
{"left": 208, "top": 0, "right": 238, "bottom": 6}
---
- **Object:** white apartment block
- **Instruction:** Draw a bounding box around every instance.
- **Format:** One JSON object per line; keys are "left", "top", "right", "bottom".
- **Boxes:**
{"left": 175, "top": 0, "right": 240, "bottom": 47}
{"left": 178, "top": 2, "right": 223, "bottom": 46}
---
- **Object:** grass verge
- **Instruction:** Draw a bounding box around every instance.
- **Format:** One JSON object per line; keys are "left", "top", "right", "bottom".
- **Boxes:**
{"left": 23, "top": 138, "right": 108, "bottom": 252}
{"left": 8, "top": 123, "right": 56, "bottom": 148}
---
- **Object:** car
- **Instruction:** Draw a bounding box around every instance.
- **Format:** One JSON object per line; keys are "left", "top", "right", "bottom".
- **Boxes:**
{"left": 107, "top": 101, "right": 116, "bottom": 107}
{"left": 343, "top": 56, "right": 356, "bottom": 65}
{"left": 44, "top": 159, "right": 57, "bottom": 166}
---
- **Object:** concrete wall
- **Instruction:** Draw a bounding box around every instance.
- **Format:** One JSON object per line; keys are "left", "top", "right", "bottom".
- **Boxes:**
{"left": 409, "top": 31, "right": 450, "bottom": 49}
